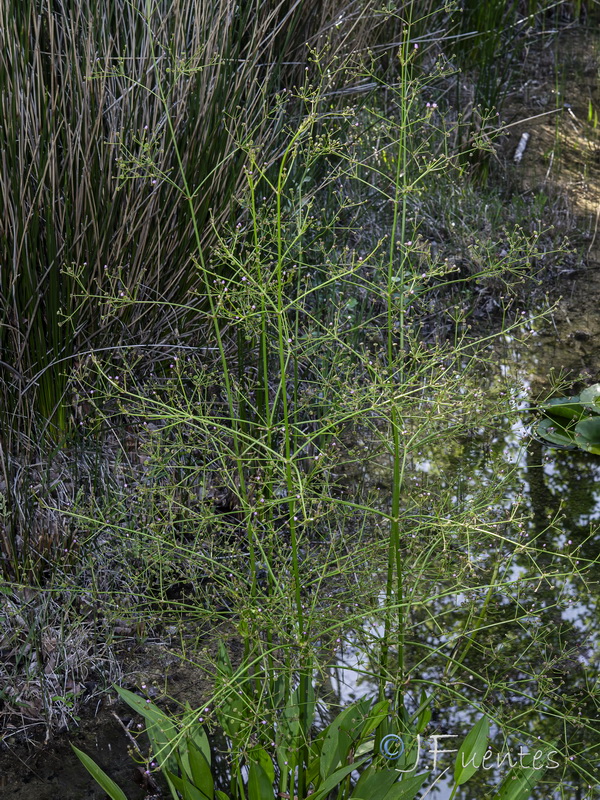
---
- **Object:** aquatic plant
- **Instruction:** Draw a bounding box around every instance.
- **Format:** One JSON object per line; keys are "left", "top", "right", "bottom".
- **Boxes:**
{"left": 73, "top": 680, "right": 554, "bottom": 800}
{"left": 537, "top": 384, "right": 600, "bottom": 454}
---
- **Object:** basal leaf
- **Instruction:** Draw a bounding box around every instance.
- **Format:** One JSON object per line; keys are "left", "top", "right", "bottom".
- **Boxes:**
{"left": 71, "top": 745, "right": 128, "bottom": 800}
{"left": 537, "top": 417, "right": 576, "bottom": 447}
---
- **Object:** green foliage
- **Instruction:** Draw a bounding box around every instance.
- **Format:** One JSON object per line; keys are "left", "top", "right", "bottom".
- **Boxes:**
{"left": 537, "top": 383, "right": 600, "bottom": 454}
{"left": 74, "top": 689, "right": 551, "bottom": 800}
{"left": 71, "top": 746, "right": 129, "bottom": 800}
{"left": 452, "top": 715, "right": 489, "bottom": 788}
{"left": 3, "top": 5, "right": 598, "bottom": 800}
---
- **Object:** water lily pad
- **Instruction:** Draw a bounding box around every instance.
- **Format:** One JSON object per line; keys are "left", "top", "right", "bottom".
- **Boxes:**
{"left": 574, "top": 416, "right": 600, "bottom": 454}
{"left": 537, "top": 417, "right": 577, "bottom": 448}
{"left": 579, "top": 384, "right": 600, "bottom": 413}
{"left": 539, "top": 395, "right": 585, "bottom": 420}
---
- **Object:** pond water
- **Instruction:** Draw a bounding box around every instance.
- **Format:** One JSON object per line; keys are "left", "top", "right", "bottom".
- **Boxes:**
{"left": 331, "top": 319, "right": 600, "bottom": 798}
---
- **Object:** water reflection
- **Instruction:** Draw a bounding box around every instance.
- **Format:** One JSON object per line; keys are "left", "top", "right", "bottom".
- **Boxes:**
{"left": 325, "top": 335, "right": 599, "bottom": 799}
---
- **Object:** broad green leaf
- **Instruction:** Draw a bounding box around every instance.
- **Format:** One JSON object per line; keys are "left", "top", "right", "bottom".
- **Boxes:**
{"left": 453, "top": 716, "right": 489, "bottom": 786}
{"left": 278, "top": 684, "right": 315, "bottom": 753}
{"left": 352, "top": 771, "right": 429, "bottom": 800}
{"left": 247, "top": 759, "right": 274, "bottom": 800}
{"left": 248, "top": 746, "right": 275, "bottom": 784}
{"left": 384, "top": 771, "right": 429, "bottom": 800}
{"left": 309, "top": 756, "right": 370, "bottom": 800}
{"left": 300, "top": 681, "right": 316, "bottom": 738}
{"left": 537, "top": 417, "right": 576, "bottom": 447}
{"left": 216, "top": 641, "right": 233, "bottom": 677}
{"left": 166, "top": 769, "right": 210, "bottom": 800}
{"left": 575, "top": 416, "right": 600, "bottom": 454}
{"left": 215, "top": 792, "right": 230, "bottom": 800}
{"left": 415, "top": 691, "right": 431, "bottom": 734}
{"left": 306, "top": 739, "right": 324, "bottom": 787}
{"left": 351, "top": 766, "right": 399, "bottom": 798}
{"left": 540, "top": 395, "right": 584, "bottom": 419}
{"left": 186, "top": 738, "right": 214, "bottom": 799}
{"left": 114, "top": 686, "right": 178, "bottom": 771}
{"left": 71, "top": 745, "right": 128, "bottom": 800}
{"left": 359, "top": 700, "right": 390, "bottom": 740}
{"left": 267, "top": 674, "right": 287, "bottom": 711}
{"left": 182, "top": 703, "right": 211, "bottom": 764}
{"left": 355, "top": 740, "right": 375, "bottom": 759}
{"left": 218, "top": 690, "right": 247, "bottom": 743}
{"left": 580, "top": 383, "right": 600, "bottom": 412}
{"left": 491, "top": 746, "right": 554, "bottom": 800}
{"left": 276, "top": 744, "right": 296, "bottom": 777}
{"left": 190, "top": 725, "right": 211, "bottom": 766}
{"left": 320, "top": 702, "right": 367, "bottom": 780}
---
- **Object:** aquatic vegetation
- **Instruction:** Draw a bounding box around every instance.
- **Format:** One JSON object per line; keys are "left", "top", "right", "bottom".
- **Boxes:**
{"left": 537, "top": 384, "right": 600, "bottom": 454}
{"left": 73, "top": 681, "right": 553, "bottom": 800}
{"left": 1, "top": 4, "right": 598, "bottom": 800}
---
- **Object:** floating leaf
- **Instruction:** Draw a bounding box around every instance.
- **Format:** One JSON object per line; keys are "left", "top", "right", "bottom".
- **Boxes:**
{"left": 537, "top": 417, "right": 576, "bottom": 448}
{"left": 574, "top": 416, "right": 600, "bottom": 454}
{"left": 454, "top": 716, "right": 489, "bottom": 786}
{"left": 579, "top": 383, "right": 600, "bottom": 413}
{"left": 540, "top": 395, "right": 585, "bottom": 419}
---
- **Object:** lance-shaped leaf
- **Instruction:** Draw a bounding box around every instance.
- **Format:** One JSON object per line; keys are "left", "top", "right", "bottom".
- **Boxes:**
{"left": 490, "top": 745, "right": 554, "bottom": 800}
{"left": 71, "top": 745, "right": 128, "bottom": 800}
{"left": 453, "top": 716, "right": 489, "bottom": 786}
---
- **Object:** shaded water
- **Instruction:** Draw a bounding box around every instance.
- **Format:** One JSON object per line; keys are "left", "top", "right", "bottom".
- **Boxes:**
{"left": 327, "top": 320, "right": 600, "bottom": 799}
